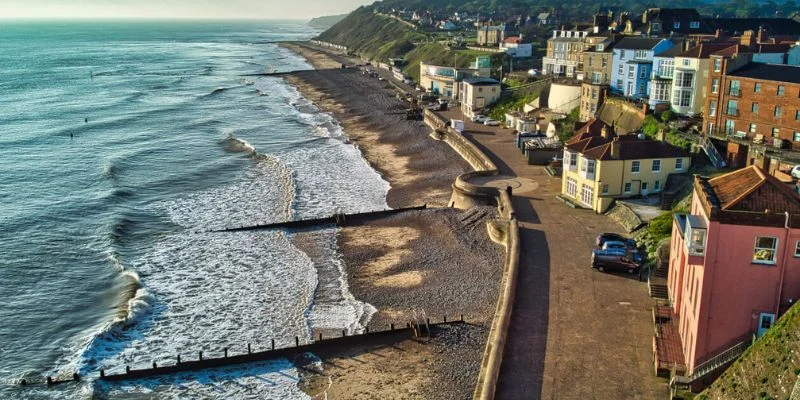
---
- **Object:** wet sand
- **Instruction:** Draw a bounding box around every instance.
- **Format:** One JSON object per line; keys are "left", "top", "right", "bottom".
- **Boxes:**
{"left": 280, "top": 42, "right": 505, "bottom": 399}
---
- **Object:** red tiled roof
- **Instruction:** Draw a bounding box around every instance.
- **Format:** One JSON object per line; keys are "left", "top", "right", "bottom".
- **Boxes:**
{"left": 565, "top": 117, "right": 688, "bottom": 160}
{"left": 503, "top": 36, "right": 523, "bottom": 44}
{"left": 711, "top": 44, "right": 750, "bottom": 57}
{"left": 707, "top": 165, "right": 800, "bottom": 212}
{"left": 676, "top": 43, "right": 736, "bottom": 58}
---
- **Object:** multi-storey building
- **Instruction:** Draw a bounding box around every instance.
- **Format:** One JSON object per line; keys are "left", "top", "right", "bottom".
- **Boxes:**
{"left": 648, "top": 46, "right": 682, "bottom": 111}
{"left": 476, "top": 24, "right": 509, "bottom": 46}
{"left": 659, "top": 166, "right": 800, "bottom": 387}
{"left": 610, "top": 37, "right": 674, "bottom": 99}
{"left": 579, "top": 35, "right": 617, "bottom": 121}
{"left": 542, "top": 26, "right": 591, "bottom": 77}
{"left": 703, "top": 47, "right": 800, "bottom": 170}
{"left": 669, "top": 43, "right": 734, "bottom": 117}
{"left": 460, "top": 78, "right": 501, "bottom": 119}
{"left": 419, "top": 56, "right": 492, "bottom": 99}
{"left": 561, "top": 119, "right": 690, "bottom": 212}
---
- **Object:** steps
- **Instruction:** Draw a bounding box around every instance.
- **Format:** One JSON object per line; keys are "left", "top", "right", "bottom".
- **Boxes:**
{"left": 699, "top": 136, "right": 727, "bottom": 168}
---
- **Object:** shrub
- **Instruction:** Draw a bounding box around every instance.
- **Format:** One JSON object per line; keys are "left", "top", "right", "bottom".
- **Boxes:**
{"left": 661, "top": 110, "right": 675, "bottom": 123}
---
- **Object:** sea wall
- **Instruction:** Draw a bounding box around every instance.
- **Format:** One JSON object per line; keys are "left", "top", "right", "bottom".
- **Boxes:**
{"left": 423, "top": 108, "right": 520, "bottom": 400}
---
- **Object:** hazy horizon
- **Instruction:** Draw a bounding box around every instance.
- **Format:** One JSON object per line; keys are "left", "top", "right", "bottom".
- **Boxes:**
{"left": 0, "top": 0, "right": 371, "bottom": 20}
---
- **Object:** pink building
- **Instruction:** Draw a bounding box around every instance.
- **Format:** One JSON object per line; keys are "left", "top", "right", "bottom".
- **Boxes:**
{"left": 656, "top": 166, "right": 800, "bottom": 388}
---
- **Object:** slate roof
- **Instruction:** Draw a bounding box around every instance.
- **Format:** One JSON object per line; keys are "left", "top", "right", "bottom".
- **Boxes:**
{"left": 728, "top": 63, "right": 800, "bottom": 84}
{"left": 676, "top": 43, "right": 736, "bottom": 58}
{"left": 704, "top": 166, "right": 800, "bottom": 212}
{"left": 702, "top": 18, "right": 800, "bottom": 36}
{"left": 615, "top": 37, "right": 665, "bottom": 50}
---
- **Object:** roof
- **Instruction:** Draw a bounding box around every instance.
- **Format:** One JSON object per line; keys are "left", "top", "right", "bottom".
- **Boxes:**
{"left": 503, "top": 36, "right": 523, "bottom": 44}
{"left": 753, "top": 43, "right": 793, "bottom": 53}
{"left": 565, "top": 118, "right": 689, "bottom": 161}
{"left": 655, "top": 46, "right": 684, "bottom": 57}
{"left": 702, "top": 18, "right": 800, "bottom": 36}
{"left": 728, "top": 63, "right": 800, "bottom": 84}
{"left": 615, "top": 37, "right": 665, "bottom": 50}
{"left": 676, "top": 43, "right": 736, "bottom": 58}
{"left": 538, "top": 12, "right": 551, "bottom": 19}
{"left": 463, "top": 77, "right": 500, "bottom": 86}
{"left": 711, "top": 44, "right": 749, "bottom": 57}
{"left": 703, "top": 166, "right": 800, "bottom": 212}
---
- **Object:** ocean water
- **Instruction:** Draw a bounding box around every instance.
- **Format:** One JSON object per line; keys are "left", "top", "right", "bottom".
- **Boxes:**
{"left": 0, "top": 21, "right": 389, "bottom": 399}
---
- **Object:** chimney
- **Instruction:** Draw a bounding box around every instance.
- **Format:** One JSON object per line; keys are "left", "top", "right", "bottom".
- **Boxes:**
{"left": 715, "top": 28, "right": 723, "bottom": 38}
{"left": 657, "top": 128, "right": 666, "bottom": 142}
{"left": 757, "top": 27, "right": 768, "bottom": 44}
{"left": 601, "top": 125, "right": 611, "bottom": 139}
{"left": 642, "top": 102, "right": 650, "bottom": 115}
{"left": 740, "top": 30, "right": 754, "bottom": 47}
{"left": 610, "top": 137, "right": 620, "bottom": 158}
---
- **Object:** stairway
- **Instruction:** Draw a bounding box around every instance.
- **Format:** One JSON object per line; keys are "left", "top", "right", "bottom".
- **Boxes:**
{"left": 648, "top": 255, "right": 670, "bottom": 300}
{"left": 699, "top": 136, "right": 727, "bottom": 168}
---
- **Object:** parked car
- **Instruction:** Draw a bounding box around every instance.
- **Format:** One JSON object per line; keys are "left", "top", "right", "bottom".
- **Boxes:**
{"left": 483, "top": 118, "right": 501, "bottom": 126}
{"left": 471, "top": 114, "right": 487, "bottom": 123}
{"left": 596, "top": 233, "right": 637, "bottom": 249}
{"left": 591, "top": 248, "right": 641, "bottom": 274}
{"left": 791, "top": 165, "right": 800, "bottom": 179}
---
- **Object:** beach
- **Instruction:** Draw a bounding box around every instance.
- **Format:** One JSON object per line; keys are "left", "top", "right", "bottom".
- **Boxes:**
{"left": 281, "top": 42, "right": 505, "bottom": 399}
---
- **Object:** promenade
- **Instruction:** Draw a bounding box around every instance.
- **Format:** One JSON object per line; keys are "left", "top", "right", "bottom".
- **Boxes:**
{"left": 439, "top": 110, "right": 668, "bottom": 399}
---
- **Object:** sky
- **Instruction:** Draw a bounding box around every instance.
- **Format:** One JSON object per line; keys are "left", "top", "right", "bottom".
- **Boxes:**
{"left": 0, "top": 0, "right": 372, "bottom": 20}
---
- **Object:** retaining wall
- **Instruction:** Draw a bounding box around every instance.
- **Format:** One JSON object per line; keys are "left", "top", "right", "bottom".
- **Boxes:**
{"left": 423, "top": 108, "right": 521, "bottom": 400}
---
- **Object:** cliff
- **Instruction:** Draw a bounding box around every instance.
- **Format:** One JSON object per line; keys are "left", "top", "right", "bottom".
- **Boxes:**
{"left": 308, "top": 14, "right": 348, "bottom": 30}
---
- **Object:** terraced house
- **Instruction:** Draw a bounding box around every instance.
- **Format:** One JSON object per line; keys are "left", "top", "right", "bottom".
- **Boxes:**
{"left": 610, "top": 37, "right": 674, "bottom": 99}
{"left": 561, "top": 119, "right": 690, "bottom": 212}
{"left": 659, "top": 166, "right": 800, "bottom": 391}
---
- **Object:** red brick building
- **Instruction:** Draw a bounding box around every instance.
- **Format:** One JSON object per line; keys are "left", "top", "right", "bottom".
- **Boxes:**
{"left": 702, "top": 47, "right": 800, "bottom": 171}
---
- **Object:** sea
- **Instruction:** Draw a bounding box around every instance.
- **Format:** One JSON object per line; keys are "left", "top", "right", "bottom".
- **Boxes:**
{"left": 0, "top": 20, "right": 390, "bottom": 399}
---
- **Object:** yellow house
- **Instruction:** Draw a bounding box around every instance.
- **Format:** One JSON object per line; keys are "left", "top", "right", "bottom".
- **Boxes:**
{"left": 561, "top": 118, "right": 691, "bottom": 212}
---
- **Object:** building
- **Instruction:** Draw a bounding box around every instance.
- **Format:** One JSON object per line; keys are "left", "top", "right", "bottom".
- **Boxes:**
{"left": 702, "top": 18, "right": 800, "bottom": 38}
{"left": 648, "top": 46, "right": 682, "bottom": 111}
{"left": 537, "top": 12, "right": 556, "bottom": 26}
{"left": 561, "top": 120, "right": 691, "bottom": 212}
{"left": 669, "top": 43, "right": 734, "bottom": 117}
{"left": 639, "top": 8, "right": 704, "bottom": 36}
{"left": 579, "top": 35, "right": 618, "bottom": 121}
{"left": 660, "top": 166, "right": 800, "bottom": 386}
{"left": 611, "top": 37, "right": 674, "bottom": 99}
{"left": 702, "top": 47, "right": 800, "bottom": 170}
{"left": 500, "top": 36, "right": 533, "bottom": 58}
{"left": 477, "top": 24, "right": 509, "bottom": 46}
{"left": 460, "top": 77, "right": 501, "bottom": 119}
{"left": 542, "top": 26, "right": 591, "bottom": 77}
{"left": 419, "top": 56, "right": 492, "bottom": 99}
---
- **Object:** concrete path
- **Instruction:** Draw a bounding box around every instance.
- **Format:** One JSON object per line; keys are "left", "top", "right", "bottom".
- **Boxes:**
{"left": 440, "top": 110, "right": 668, "bottom": 399}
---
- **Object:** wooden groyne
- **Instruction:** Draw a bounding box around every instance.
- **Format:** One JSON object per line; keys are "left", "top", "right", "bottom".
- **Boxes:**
{"left": 21, "top": 316, "right": 466, "bottom": 386}
{"left": 202, "top": 205, "right": 427, "bottom": 233}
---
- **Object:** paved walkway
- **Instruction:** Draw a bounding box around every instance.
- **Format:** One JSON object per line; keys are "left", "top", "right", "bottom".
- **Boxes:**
{"left": 440, "top": 110, "right": 668, "bottom": 399}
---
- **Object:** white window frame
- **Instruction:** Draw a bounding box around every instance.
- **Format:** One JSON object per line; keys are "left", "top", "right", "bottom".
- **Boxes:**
{"left": 631, "top": 160, "right": 640, "bottom": 173}
{"left": 580, "top": 183, "right": 594, "bottom": 206}
{"left": 675, "top": 158, "right": 683, "bottom": 170}
{"left": 566, "top": 177, "right": 578, "bottom": 197}
{"left": 654, "top": 180, "right": 661, "bottom": 191}
{"left": 652, "top": 159, "right": 662, "bottom": 173}
{"left": 753, "top": 236, "right": 779, "bottom": 265}
{"left": 624, "top": 182, "right": 632, "bottom": 193}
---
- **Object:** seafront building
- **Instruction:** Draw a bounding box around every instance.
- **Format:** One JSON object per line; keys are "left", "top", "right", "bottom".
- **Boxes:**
{"left": 419, "top": 56, "right": 492, "bottom": 99}
{"left": 460, "top": 78, "right": 502, "bottom": 119}
{"left": 579, "top": 35, "right": 617, "bottom": 122}
{"left": 561, "top": 119, "right": 690, "bottom": 212}
{"left": 668, "top": 43, "right": 734, "bottom": 117}
{"left": 542, "top": 25, "right": 591, "bottom": 77}
{"left": 702, "top": 48, "right": 800, "bottom": 171}
{"left": 610, "top": 37, "right": 674, "bottom": 99}
{"left": 658, "top": 166, "right": 800, "bottom": 387}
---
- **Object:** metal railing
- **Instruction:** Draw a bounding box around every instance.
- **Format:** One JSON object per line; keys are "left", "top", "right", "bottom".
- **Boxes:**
{"left": 672, "top": 337, "right": 752, "bottom": 386}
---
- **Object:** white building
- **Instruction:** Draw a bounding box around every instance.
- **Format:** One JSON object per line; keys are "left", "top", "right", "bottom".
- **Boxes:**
{"left": 460, "top": 77, "right": 501, "bottom": 119}
{"left": 500, "top": 36, "right": 533, "bottom": 58}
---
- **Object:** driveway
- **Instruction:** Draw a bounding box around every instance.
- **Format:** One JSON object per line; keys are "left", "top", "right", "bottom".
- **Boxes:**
{"left": 438, "top": 109, "right": 668, "bottom": 399}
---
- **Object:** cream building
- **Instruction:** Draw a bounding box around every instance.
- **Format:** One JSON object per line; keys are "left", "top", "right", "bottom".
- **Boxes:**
{"left": 460, "top": 78, "right": 501, "bottom": 119}
{"left": 670, "top": 43, "right": 734, "bottom": 117}
{"left": 561, "top": 119, "right": 691, "bottom": 212}
{"left": 419, "top": 56, "right": 492, "bottom": 99}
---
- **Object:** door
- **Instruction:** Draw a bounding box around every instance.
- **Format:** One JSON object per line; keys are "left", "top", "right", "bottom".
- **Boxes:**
{"left": 758, "top": 313, "right": 775, "bottom": 337}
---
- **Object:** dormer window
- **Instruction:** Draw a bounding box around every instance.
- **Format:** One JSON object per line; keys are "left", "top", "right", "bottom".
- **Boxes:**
{"left": 690, "top": 21, "right": 700, "bottom": 29}
{"left": 674, "top": 21, "right": 681, "bottom": 29}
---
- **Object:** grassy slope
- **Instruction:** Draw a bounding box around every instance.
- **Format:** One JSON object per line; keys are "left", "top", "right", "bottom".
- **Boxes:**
{"left": 315, "top": 6, "right": 499, "bottom": 82}
{"left": 699, "top": 303, "right": 800, "bottom": 400}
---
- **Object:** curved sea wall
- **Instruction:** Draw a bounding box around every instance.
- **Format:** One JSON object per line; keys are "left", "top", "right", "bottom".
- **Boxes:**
{"left": 423, "top": 109, "right": 520, "bottom": 400}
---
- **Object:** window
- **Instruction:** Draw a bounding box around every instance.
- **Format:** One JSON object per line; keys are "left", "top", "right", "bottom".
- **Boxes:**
{"left": 586, "top": 159, "right": 595, "bottom": 177}
{"left": 674, "top": 90, "right": 691, "bottom": 107}
{"left": 628, "top": 66, "right": 634, "bottom": 79}
{"left": 642, "top": 182, "right": 648, "bottom": 191}
{"left": 753, "top": 236, "right": 778, "bottom": 264}
{"left": 775, "top": 106, "right": 782, "bottom": 117}
{"left": 601, "top": 57, "right": 607, "bottom": 68}
{"left": 640, "top": 69, "right": 647, "bottom": 79}
{"left": 729, "top": 80, "right": 740, "bottom": 96}
{"left": 631, "top": 160, "right": 640, "bottom": 173}
{"left": 652, "top": 159, "right": 661, "bottom": 172}
{"left": 618, "top": 64, "right": 623, "bottom": 75}
{"left": 674, "top": 21, "right": 681, "bottom": 29}
{"left": 752, "top": 103, "right": 758, "bottom": 114}
{"left": 602, "top": 184, "right": 609, "bottom": 194}
{"left": 690, "top": 21, "right": 700, "bottom": 29}
{"left": 639, "top": 82, "right": 646, "bottom": 93}
{"left": 620, "top": 49, "right": 626, "bottom": 59}
{"left": 711, "top": 78, "right": 719, "bottom": 93}
{"left": 675, "top": 71, "right": 693, "bottom": 88}
{"left": 675, "top": 158, "right": 684, "bottom": 170}
{"left": 686, "top": 226, "right": 707, "bottom": 256}
{"left": 725, "top": 119, "right": 735, "bottom": 134}
{"left": 796, "top": 110, "right": 800, "bottom": 120}
{"left": 750, "top": 123, "right": 757, "bottom": 134}
{"left": 795, "top": 241, "right": 800, "bottom": 257}
{"left": 616, "top": 79, "right": 623, "bottom": 90}
{"left": 683, "top": 58, "right": 690, "bottom": 66}
{"left": 566, "top": 177, "right": 577, "bottom": 197}
{"left": 772, "top": 127, "right": 780, "bottom": 137}
{"left": 479, "top": 87, "right": 483, "bottom": 93}
{"left": 754, "top": 82, "right": 762, "bottom": 93}
{"left": 709, "top": 100, "right": 717, "bottom": 117}
{"left": 654, "top": 180, "right": 661, "bottom": 191}
{"left": 713, "top": 59, "right": 722, "bottom": 72}
{"left": 624, "top": 182, "right": 632, "bottom": 193}
{"left": 635, "top": 50, "right": 647, "bottom": 59}
{"left": 726, "top": 99, "right": 739, "bottom": 116}
{"left": 580, "top": 184, "right": 594, "bottom": 206}
{"left": 778, "top": 85, "right": 785, "bottom": 96}
{"left": 795, "top": 132, "right": 800, "bottom": 142}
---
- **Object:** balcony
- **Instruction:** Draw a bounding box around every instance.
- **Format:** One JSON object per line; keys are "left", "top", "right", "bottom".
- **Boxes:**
{"left": 728, "top": 88, "right": 741, "bottom": 97}
{"left": 726, "top": 108, "right": 739, "bottom": 117}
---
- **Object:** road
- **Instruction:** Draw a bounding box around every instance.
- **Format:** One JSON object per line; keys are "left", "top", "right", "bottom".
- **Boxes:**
{"left": 439, "top": 109, "right": 668, "bottom": 399}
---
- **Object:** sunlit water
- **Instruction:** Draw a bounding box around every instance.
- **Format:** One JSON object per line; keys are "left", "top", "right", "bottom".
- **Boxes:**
{"left": 0, "top": 20, "right": 388, "bottom": 399}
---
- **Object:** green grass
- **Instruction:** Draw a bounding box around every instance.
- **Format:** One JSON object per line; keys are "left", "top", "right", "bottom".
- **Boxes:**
{"left": 486, "top": 91, "right": 541, "bottom": 121}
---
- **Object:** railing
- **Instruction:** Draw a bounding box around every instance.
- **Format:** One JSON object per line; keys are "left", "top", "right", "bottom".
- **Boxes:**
{"left": 699, "top": 135, "right": 726, "bottom": 168}
{"left": 725, "top": 108, "right": 739, "bottom": 117}
{"left": 728, "top": 88, "right": 741, "bottom": 97}
{"left": 672, "top": 337, "right": 752, "bottom": 386}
